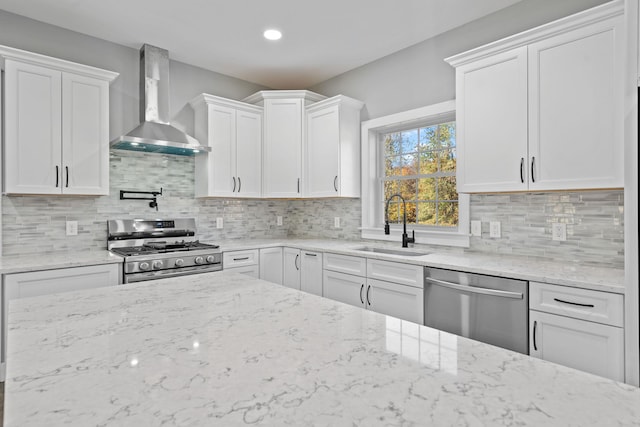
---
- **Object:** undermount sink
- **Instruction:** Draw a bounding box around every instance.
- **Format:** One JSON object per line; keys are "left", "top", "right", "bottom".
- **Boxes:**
{"left": 352, "top": 246, "right": 429, "bottom": 257}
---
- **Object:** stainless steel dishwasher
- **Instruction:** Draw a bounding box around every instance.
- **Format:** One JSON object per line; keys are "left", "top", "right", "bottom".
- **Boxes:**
{"left": 424, "top": 267, "right": 529, "bottom": 354}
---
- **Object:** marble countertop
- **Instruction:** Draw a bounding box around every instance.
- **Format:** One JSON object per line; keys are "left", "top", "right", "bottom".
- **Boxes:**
{"left": 4, "top": 271, "right": 639, "bottom": 426}
{"left": 0, "top": 238, "right": 624, "bottom": 294}
{"left": 217, "top": 238, "right": 626, "bottom": 294}
{"left": 0, "top": 250, "right": 123, "bottom": 274}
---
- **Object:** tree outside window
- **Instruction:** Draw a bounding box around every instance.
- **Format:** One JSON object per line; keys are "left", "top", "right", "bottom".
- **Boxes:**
{"left": 382, "top": 122, "right": 458, "bottom": 227}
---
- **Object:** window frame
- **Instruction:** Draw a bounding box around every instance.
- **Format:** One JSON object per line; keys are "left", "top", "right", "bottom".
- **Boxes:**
{"left": 360, "top": 100, "right": 470, "bottom": 247}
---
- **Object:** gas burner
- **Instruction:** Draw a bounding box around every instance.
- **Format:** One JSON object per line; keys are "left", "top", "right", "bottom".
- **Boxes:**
{"left": 107, "top": 218, "right": 222, "bottom": 283}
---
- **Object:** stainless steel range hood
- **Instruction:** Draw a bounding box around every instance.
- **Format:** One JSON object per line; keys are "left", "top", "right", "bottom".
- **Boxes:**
{"left": 110, "top": 44, "right": 210, "bottom": 156}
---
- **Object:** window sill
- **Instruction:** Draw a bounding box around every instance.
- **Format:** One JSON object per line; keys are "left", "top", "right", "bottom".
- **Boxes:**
{"left": 361, "top": 227, "right": 470, "bottom": 248}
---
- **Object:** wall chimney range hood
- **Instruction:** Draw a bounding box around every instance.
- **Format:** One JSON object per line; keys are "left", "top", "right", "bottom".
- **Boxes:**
{"left": 110, "top": 44, "right": 210, "bottom": 156}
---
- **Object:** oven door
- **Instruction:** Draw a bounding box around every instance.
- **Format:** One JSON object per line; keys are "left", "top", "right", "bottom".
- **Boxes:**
{"left": 124, "top": 265, "right": 222, "bottom": 283}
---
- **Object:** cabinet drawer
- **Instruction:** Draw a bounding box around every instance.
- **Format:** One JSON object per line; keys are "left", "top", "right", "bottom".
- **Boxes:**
{"left": 225, "top": 265, "right": 259, "bottom": 278}
{"left": 530, "top": 282, "right": 623, "bottom": 327}
{"left": 323, "top": 252, "right": 366, "bottom": 276}
{"left": 223, "top": 250, "right": 259, "bottom": 268}
{"left": 366, "top": 259, "right": 423, "bottom": 289}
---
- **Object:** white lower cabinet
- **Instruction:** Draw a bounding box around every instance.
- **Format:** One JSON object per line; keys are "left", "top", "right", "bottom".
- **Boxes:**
{"left": 300, "top": 251, "right": 323, "bottom": 296}
{"left": 282, "top": 248, "right": 322, "bottom": 295}
{"left": 283, "top": 248, "right": 301, "bottom": 290}
{"left": 529, "top": 310, "right": 624, "bottom": 381}
{"left": 323, "top": 253, "right": 424, "bottom": 324}
{"left": 1, "top": 263, "right": 121, "bottom": 380}
{"left": 223, "top": 249, "right": 259, "bottom": 278}
{"left": 529, "top": 281, "right": 624, "bottom": 381}
{"left": 323, "top": 270, "right": 366, "bottom": 308}
{"left": 259, "top": 247, "right": 283, "bottom": 285}
{"left": 366, "top": 278, "right": 423, "bottom": 325}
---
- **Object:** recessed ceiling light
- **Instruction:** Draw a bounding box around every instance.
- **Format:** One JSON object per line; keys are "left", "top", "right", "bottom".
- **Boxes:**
{"left": 263, "top": 29, "right": 282, "bottom": 41}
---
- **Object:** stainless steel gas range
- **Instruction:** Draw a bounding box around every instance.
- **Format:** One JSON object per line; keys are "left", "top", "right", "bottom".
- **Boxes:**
{"left": 107, "top": 218, "right": 222, "bottom": 283}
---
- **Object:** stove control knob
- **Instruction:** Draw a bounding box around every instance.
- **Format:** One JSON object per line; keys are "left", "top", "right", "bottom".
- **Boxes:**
{"left": 194, "top": 256, "right": 204, "bottom": 265}
{"left": 175, "top": 258, "right": 184, "bottom": 267}
{"left": 206, "top": 255, "right": 216, "bottom": 263}
{"left": 152, "top": 260, "right": 163, "bottom": 270}
{"left": 139, "top": 262, "right": 150, "bottom": 271}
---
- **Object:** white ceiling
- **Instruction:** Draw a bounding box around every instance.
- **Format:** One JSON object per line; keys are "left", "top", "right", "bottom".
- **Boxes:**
{"left": 0, "top": 0, "right": 522, "bottom": 89}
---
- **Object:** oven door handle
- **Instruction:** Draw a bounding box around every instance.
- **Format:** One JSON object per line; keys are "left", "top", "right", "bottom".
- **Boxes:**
{"left": 425, "top": 277, "right": 523, "bottom": 299}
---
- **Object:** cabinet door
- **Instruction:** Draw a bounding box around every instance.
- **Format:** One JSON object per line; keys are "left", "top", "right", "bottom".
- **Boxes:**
{"left": 263, "top": 99, "right": 302, "bottom": 197}
{"left": 530, "top": 310, "right": 624, "bottom": 381}
{"left": 300, "top": 251, "right": 323, "bottom": 296}
{"left": 259, "top": 247, "right": 283, "bottom": 285}
{"left": 456, "top": 47, "right": 528, "bottom": 192}
{"left": 206, "top": 104, "right": 237, "bottom": 197}
{"left": 323, "top": 270, "right": 365, "bottom": 309}
{"left": 62, "top": 72, "right": 109, "bottom": 195}
{"left": 528, "top": 17, "right": 623, "bottom": 190}
{"left": 235, "top": 109, "right": 262, "bottom": 198}
{"left": 306, "top": 104, "right": 340, "bottom": 197}
{"left": 4, "top": 60, "right": 62, "bottom": 194}
{"left": 282, "top": 248, "right": 301, "bottom": 290}
{"left": 366, "top": 278, "right": 424, "bottom": 324}
{"left": 2, "top": 264, "right": 120, "bottom": 369}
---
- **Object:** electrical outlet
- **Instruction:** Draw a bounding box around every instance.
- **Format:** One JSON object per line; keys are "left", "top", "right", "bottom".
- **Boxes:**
{"left": 471, "top": 220, "right": 482, "bottom": 237}
{"left": 334, "top": 217, "right": 341, "bottom": 228}
{"left": 552, "top": 223, "right": 567, "bottom": 241}
{"left": 66, "top": 221, "right": 78, "bottom": 236}
{"left": 489, "top": 221, "right": 501, "bottom": 238}
{"left": 277, "top": 216, "right": 283, "bottom": 226}
{"left": 216, "top": 217, "right": 223, "bottom": 229}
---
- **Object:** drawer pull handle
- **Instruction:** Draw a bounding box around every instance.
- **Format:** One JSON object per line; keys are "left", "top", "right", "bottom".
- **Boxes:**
{"left": 359, "top": 284, "right": 364, "bottom": 304}
{"left": 553, "top": 298, "right": 595, "bottom": 308}
{"left": 294, "top": 254, "right": 299, "bottom": 270}
{"left": 533, "top": 320, "right": 538, "bottom": 351}
{"left": 233, "top": 257, "right": 250, "bottom": 261}
{"left": 305, "top": 253, "right": 317, "bottom": 257}
{"left": 366, "top": 285, "right": 371, "bottom": 306}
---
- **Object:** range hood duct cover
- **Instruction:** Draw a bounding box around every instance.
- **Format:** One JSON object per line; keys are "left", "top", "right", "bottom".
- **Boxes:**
{"left": 110, "top": 44, "right": 210, "bottom": 156}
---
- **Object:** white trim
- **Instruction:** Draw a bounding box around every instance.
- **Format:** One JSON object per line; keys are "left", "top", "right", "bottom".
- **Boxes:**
{"left": 623, "top": 0, "right": 639, "bottom": 386}
{"left": 0, "top": 44, "right": 119, "bottom": 82}
{"left": 360, "top": 100, "right": 469, "bottom": 248}
{"left": 445, "top": 0, "right": 624, "bottom": 67}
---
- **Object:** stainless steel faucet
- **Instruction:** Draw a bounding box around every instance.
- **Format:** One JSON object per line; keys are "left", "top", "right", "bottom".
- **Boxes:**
{"left": 384, "top": 194, "right": 415, "bottom": 248}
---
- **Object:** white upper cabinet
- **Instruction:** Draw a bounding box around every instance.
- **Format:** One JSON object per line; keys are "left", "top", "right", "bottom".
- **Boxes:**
{"left": 454, "top": 47, "right": 528, "bottom": 192}
{"left": 447, "top": 1, "right": 624, "bottom": 193}
{"left": 244, "top": 90, "right": 326, "bottom": 198}
{"left": 527, "top": 17, "right": 624, "bottom": 190}
{"left": 305, "top": 95, "right": 364, "bottom": 198}
{"left": 1, "top": 46, "right": 118, "bottom": 195}
{"left": 190, "top": 94, "right": 262, "bottom": 198}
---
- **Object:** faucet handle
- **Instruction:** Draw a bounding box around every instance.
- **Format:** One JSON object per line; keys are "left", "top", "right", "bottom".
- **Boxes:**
{"left": 384, "top": 221, "right": 390, "bottom": 235}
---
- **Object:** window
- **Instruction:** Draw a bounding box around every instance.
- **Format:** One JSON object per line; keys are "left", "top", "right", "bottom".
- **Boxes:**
{"left": 381, "top": 122, "right": 458, "bottom": 227}
{"left": 361, "top": 100, "right": 469, "bottom": 247}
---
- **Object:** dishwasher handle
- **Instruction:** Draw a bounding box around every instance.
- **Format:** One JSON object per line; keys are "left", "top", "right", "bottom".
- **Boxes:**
{"left": 425, "top": 277, "right": 523, "bottom": 299}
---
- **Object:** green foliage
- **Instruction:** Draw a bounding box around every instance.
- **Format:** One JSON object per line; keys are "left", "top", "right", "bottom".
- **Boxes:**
{"left": 383, "top": 122, "right": 458, "bottom": 227}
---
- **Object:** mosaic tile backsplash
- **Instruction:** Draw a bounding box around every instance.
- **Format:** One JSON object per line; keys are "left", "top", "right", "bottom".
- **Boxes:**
{"left": 1, "top": 151, "right": 624, "bottom": 268}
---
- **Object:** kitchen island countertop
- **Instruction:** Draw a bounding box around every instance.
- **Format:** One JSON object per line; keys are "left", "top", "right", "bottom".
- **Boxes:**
{"left": 5, "top": 271, "right": 639, "bottom": 426}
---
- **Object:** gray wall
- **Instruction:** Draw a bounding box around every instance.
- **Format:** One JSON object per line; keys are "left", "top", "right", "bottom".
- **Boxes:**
{"left": 310, "top": 0, "right": 610, "bottom": 120}
{"left": 0, "top": 9, "right": 268, "bottom": 138}
{"left": 0, "top": 1, "right": 625, "bottom": 268}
